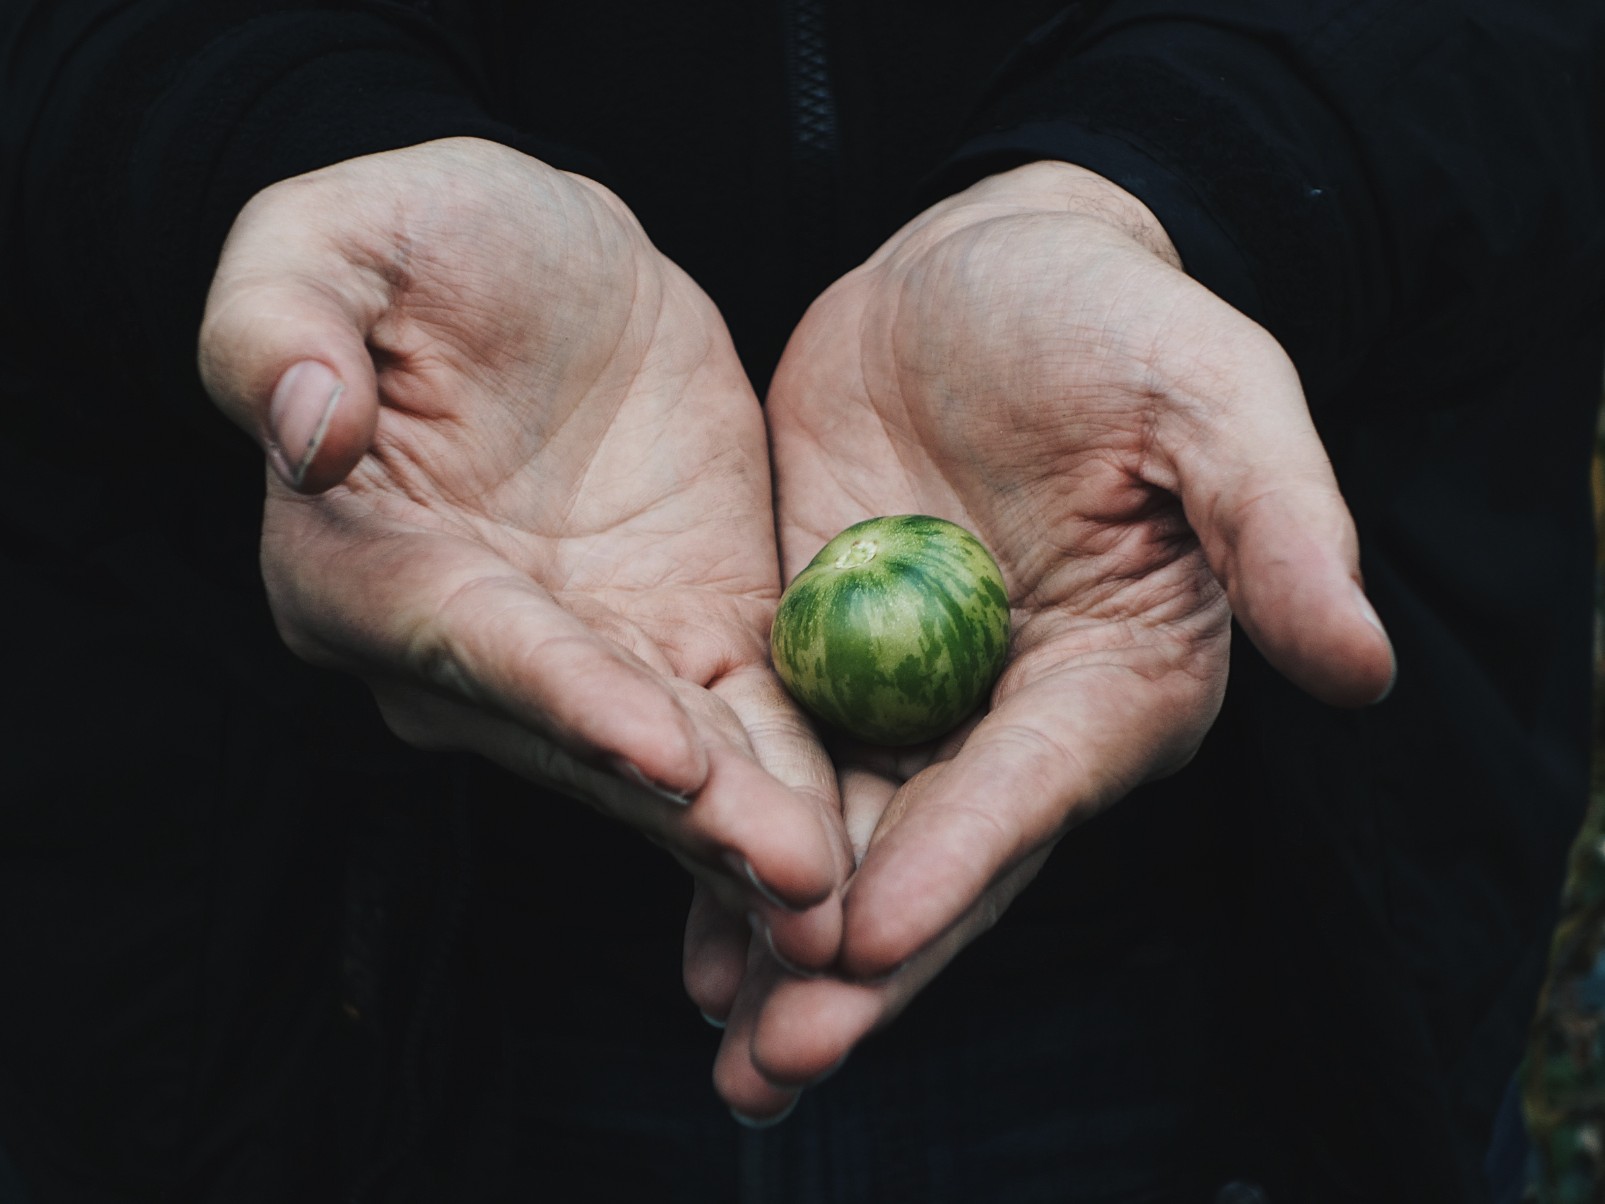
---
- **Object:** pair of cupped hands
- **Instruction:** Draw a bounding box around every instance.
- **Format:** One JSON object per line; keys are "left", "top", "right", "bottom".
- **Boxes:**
{"left": 198, "top": 137, "right": 1393, "bottom": 1123}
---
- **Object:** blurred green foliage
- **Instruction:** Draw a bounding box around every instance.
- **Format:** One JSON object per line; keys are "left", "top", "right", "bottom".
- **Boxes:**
{"left": 1520, "top": 410, "right": 1605, "bottom": 1203}
{"left": 1523, "top": 767, "right": 1605, "bottom": 1202}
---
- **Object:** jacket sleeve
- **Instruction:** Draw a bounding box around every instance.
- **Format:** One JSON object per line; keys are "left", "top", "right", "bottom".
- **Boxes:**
{"left": 0, "top": 0, "right": 598, "bottom": 414}
{"left": 929, "top": 1, "right": 1605, "bottom": 405}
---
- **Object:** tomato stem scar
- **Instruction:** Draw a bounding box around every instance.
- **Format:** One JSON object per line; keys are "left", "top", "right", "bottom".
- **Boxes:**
{"left": 833, "top": 538, "right": 878, "bottom": 570}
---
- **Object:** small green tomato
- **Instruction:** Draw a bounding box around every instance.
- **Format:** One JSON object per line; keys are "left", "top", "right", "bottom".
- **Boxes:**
{"left": 771, "top": 515, "right": 1011, "bottom": 746}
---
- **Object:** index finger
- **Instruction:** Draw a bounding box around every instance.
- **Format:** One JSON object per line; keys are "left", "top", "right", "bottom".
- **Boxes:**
{"left": 834, "top": 650, "right": 1220, "bottom": 980}
{"left": 715, "top": 845, "right": 1051, "bottom": 1111}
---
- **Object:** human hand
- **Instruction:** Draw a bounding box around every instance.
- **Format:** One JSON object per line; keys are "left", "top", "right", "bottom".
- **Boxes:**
{"left": 702, "top": 160, "right": 1395, "bottom": 1117}
{"left": 198, "top": 138, "right": 848, "bottom": 966}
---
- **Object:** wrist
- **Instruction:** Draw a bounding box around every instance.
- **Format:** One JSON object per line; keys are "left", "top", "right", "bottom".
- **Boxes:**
{"left": 966, "top": 160, "right": 1183, "bottom": 269}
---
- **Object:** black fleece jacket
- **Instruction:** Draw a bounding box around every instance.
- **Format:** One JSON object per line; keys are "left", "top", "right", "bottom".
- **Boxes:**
{"left": 1, "top": 3, "right": 1602, "bottom": 1202}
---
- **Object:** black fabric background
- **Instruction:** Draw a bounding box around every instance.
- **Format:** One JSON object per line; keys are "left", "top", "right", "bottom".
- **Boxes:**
{"left": 1, "top": 2, "right": 1602, "bottom": 1200}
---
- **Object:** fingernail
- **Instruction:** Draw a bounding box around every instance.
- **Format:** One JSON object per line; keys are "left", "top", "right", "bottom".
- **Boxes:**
{"left": 747, "top": 911, "right": 821, "bottom": 979}
{"left": 1351, "top": 584, "right": 1397, "bottom": 705}
{"left": 1352, "top": 583, "right": 1387, "bottom": 638}
{"left": 723, "top": 852, "right": 795, "bottom": 911}
{"left": 730, "top": 1095, "right": 799, "bottom": 1130}
{"left": 1371, "top": 661, "right": 1397, "bottom": 705}
{"left": 700, "top": 1011, "right": 727, "bottom": 1030}
{"left": 810, "top": 1052, "right": 850, "bottom": 1086}
{"left": 268, "top": 360, "right": 344, "bottom": 489}
{"left": 611, "top": 757, "right": 692, "bottom": 807}
{"left": 860, "top": 960, "right": 910, "bottom": 988}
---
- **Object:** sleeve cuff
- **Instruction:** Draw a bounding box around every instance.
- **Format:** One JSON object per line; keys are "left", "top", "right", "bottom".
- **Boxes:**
{"left": 921, "top": 23, "right": 1391, "bottom": 406}
{"left": 121, "top": 12, "right": 606, "bottom": 401}
{"left": 14, "top": 5, "right": 604, "bottom": 417}
{"left": 925, "top": 121, "right": 1267, "bottom": 339}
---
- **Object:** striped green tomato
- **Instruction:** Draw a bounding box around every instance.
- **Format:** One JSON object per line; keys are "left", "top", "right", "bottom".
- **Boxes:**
{"left": 771, "top": 515, "right": 1011, "bottom": 746}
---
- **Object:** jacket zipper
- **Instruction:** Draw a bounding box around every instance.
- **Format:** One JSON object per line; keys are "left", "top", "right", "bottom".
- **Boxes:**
{"left": 782, "top": 0, "right": 841, "bottom": 263}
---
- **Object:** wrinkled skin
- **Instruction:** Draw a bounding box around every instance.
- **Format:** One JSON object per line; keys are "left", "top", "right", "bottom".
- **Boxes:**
{"left": 693, "top": 161, "right": 1394, "bottom": 1120}
{"left": 198, "top": 138, "right": 851, "bottom": 972}
{"left": 198, "top": 143, "right": 1391, "bottom": 1126}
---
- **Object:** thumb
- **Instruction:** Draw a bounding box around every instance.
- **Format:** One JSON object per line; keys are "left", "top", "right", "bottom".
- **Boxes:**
{"left": 197, "top": 201, "right": 384, "bottom": 493}
{"left": 1159, "top": 326, "right": 1395, "bottom": 708}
